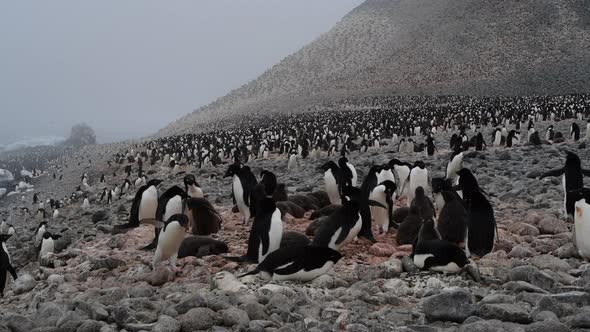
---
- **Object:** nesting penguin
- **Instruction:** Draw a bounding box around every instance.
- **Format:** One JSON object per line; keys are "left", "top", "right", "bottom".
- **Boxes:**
{"left": 312, "top": 198, "right": 362, "bottom": 250}
{"left": 239, "top": 245, "right": 343, "bottom": 282}
{"left": 413, "top": 240, "right": 472, "bottom": 274}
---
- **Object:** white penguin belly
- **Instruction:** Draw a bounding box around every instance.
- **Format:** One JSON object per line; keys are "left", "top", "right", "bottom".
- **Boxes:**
{"left": 347, "top": 163, "right": 358, "bottom": 187}
{"left": 233, "top": 175, "right": 249, "bottom": 220}
{"left": 259, "top": 209, "right": 283, "bottom": 262}
{"left": 332, "top": 214, "right": 362, "bottom": 250}
{"left": 434, "top": 193, "right": 445, "bottom": 212}
{"left": 139, "top": 187, "right": 158, "bottom": 221}
{"left": 369, "top": 189, "right": 388, "bottom": 233}
{"left": 40, "top": 239, "right": 54, "bottom": 256}
{"left": 155, "top": 225, "right": 185, "bottom": 262}
{"left": 431, "top": 262, "right": 461, "bottom": 273}
{"left": 163, "top": 196, "right": 183, "bottom": 221}
{"left": 2, "top": 242, "right": 10, "bottom": 263}
{"left": 272, "top": 261, "right": 335, "bottom": 282}
{"left": 324, "top": 170, "right": 341, "bottom": 205}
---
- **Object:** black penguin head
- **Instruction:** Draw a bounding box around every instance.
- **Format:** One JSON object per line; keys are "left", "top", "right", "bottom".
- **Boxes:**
{"left": 324, "top": 247, "right": 344, "bottom": 263}
{"left": 318, "top": 161, "right": 338, "bottom": 173}
{"left": 224, "top": 164, "right": 241, "bottom": 178}
{"left": 184, "top": 174, "right": 196, "bottom": 186}
{"left": 413, "top": 161, "right": 426, "bottom": 169}
{"left": 431, "top": 177, "right": 451, "bottom": 193}
{"left": 380, "top": 180, "right": 397, "bottom": 195}
{"left": 252, "top": 183, "right": 268, "bottom": 201}
{"left": 457, "top": 168, "right": 480, "bottom": 194}
{"left": 147, "top": 179, "right": 163, "bottom": 187}
{"left": 368, "top": 165, "right": 383, "bottom": 176}
{"left": 0, "top": 234, "right": 12, "bottom": 243}
{"left": 415, "top": 186, "right": 425, "bottom": 198}
{"left": 42, "top": 231, "right": 60, "bottom": 240}
{"left": 168, "top": 214, "right": 190, "bottom": 231}
{"left": 565, "top": 151, "right": 581, "bottom": 167}
{"left": 342, "top": 186, "right": 362, "bottom": 202}
{"left": 388, "top": 158, "right": 410, "bottom": 168}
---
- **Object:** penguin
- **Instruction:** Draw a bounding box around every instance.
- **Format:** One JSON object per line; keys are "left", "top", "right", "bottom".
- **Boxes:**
{"left": 39, "top": 231, "right": 61, "bottom": 258}
{"left": 185, "top": 197, "right": 222, "bottom": 236}
{"left": 410, "top": 186, "right": 436, "bottom": 219}
{"left": 338, "top": 157, "right": 354, "bottom": 189}
{"left": 0, "top": 234, "right": 17, "bottom": 297}
{"left": 35, "top": 208, "right": 46, "bottom": 222}
{"left": 436, "top": 191, "right": 467, "bottom": 245}
{"left": 416, "top": 218, "right": 441, "bottom": 243}
{"left": 287, "top": 151, "right": 299, "bottom": 171}
{"left": 239, "top": 245, "right": 342, "bottom": 282}
{"left": 224, "top": 164, "right": 256, "bottom": 224}
{"left": 376, "top": 166, "right": 396, "bottom": 186}
{"left": 360, "top": 165, "right": 382, "bottom": 197}
{"left": 272, "top": 183, "right": 288, "bottom": 202}
{"left": 52, "top": 209, "right": 59, "bottom": 220}
{"left": 389, "top": 159, "right": 412, "bottom": 197}
{"left": 260, "top": 170, "right": 278, "bottom": 196}
{"left": 312, "top": 199, "right": 362, "bottom": 250}
{"left": 114, "top": 179, "right": 163, "bottom": 231}
{"left": 81, "top": 195, "right": 90, "bottom": 210}
{"left": 318, "top": 161, "right": 342, "bottom": 205}
{"left": 142, "top": 185, "right": 188, "bottom": 251}
{"left": 369, "top": 180, "right": 398, "bottom": 234}
{"left": 35, "top": 221, "right": 48, "bottom": 243}
{"left": 574, "top": 198, "right": 590, "bottom": 260}
{"left": 492, "top": 128, "right": 502, "bottom": 147}
{"left": 456, "top": 168, "right": 496, "bottom": 258}
{"left": 396, "top": 205, "right": 423, "bottom": 245}
{"left": 571, "top": 122, "right": 581, "bottom": 141}
{"left": 445, "top": 151, "right": 463, "bottom": 182}
{"left": 177, "top": 236, "right": 229, "bottom": 259}
{"left": 184, "top": 174, "right": 203, "bottom": 198}
{"left": 280, "top": 231, "right": 311, "bottom": 248}
{"left": 475, "top": 133, "right": 486, "bottom": 151}
{"left": 586, "top": 122, "right": 590, "bottom": 141}
{"left": 149, "top": 214, "right": 190, "bottom": 271}
{"left": 413, "top": 240, "right": 471, "bottom": 273}
{"left": 545, "top": 125, "right": 555, "bottom": 142}
{"left": 506, "top": 130, "right": 517, "bottom": 147}
{"left": 0, "top": 220, "right": 8, "bottom": 234}
{"left": 539, "top": 151, "right": 590, "bottom": 218}
{"left": 407, "top": 161, "right": 429, "bottom": 206}
{"left": 224, "top": 185, "right": 283, "bottom": 263}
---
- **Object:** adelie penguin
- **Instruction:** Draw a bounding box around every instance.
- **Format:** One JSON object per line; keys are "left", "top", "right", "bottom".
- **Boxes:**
{"left": 260, "top": 170, "right": 278, "bottom": 196}
{"left": 224, "top": 164, "right": 257, "bottom": 225}
{"left": 114, "top": 179, "right": 163, "bottom": 231}
{"left": 312, "top": 197, "right": 363, "bottom": 250}
{"left": 239, "top": 245, "right": 342, "bottom": 282}
{"left": 457, "top": 168, "right": 496, "bottom": 258}
{"left": 38, "top": 231, "right": 61, "bottom": 258}
{"left": 184, "top": 174, "right": 203, "bottom": 198}
{"left": 318, "top": 161, "right": 342, "bottom": 205}
{"left": 388, "top": 159, "right": 412, "bottom": 197}
{"left": 410, "top": 186, "right": 435, "bottom": 220}
{"left": 413, "top": 239, "right": 479, "bottom": 280}
{"left": 539, "top": 151, "right": 590, "bottom": 218}
{"left": 369, "top": 180, "right": 398, "bottom": 234}
{"left": 571, "top": 122, "right": 581, "bottom": 141}
{"left": 224, "top": 184, "right": 283, "bottom": 263}
{"left": 185, "top": 197, "right": 222, "bottom": 236}
{"left": 143, "top": 214, "right": 190, "bottom": 271}
{"left": 574, "top": 197, "right": 590, "bottom": 260}
{"left": 407, "top": 161, "right": 429, "bottom": 206}
{"left": 445, "top": 151, "right": 463, "bottom": 183}
{"left": 142, "top": 185, "right": 188, "bottom": 251}
{"left": 436, "top": 190, "right": 467, "bottom": 245}
{"left": 0, "top": 234, "right": 17, "bottom": 297}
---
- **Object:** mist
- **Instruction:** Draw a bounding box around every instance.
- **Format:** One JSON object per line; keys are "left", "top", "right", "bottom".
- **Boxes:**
{"left": 0, "top": 0, "right": 362, "bottom": 145}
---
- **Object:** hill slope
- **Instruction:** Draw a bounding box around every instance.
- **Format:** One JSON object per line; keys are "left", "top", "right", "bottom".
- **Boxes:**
{"left": 160, "top": 0, "right": 590, "bottom": 135}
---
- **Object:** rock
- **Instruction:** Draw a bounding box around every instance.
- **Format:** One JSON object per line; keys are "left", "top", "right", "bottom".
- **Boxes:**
{"left": 550, "top": 291, "right": 590, "bottom": 305}
{"left": 379, "top": 258, "right": 403, "bottom": 278}
{"left": 554, "top": 243, "right": 580, "bottom": 258}
{"left": 113, "top": 298, "right": 161, "bottom": 327}
{"left": 91, "top": 211, "right": 108, "bottom": 223}
{"left": 1, "top": 314, "right": 35, "bottom": 332}
{"left": 368, "top": 243, "right": 396, "bottom": 257}
{"left": 509, "top": 265, "right": 555, "bottom": 290}
{"left": 535, "top": 296, "right": 569, "bottom": 318}
{"left": 571, "top": 310, "right": 590, "bottom": 328}
{"left": 35, "top": 302, "right": 67, "bottom": 327}
{"left": 524, "top": 212, "right": 542, "bottom": 225}
{"left": 480, "top": 294, "right": 516, "bottom": 304}
{"left": 178, "top": 308, "right": 219, "bottom": 331}
{"left": 382, "top": 279, "right": 413, "bottom": 296}
{"left": 106, "top": 234, "right": 126, "bottom": 249}
{"left": 507, "top": 222, "right": 540, "bottom": 236}
{"left": 537, "top": 217, "right": 568, "bottom": 234}
{"left": 76, "top": 320, "right": 105, "bottom": 332}
{"left": 214, "top": 271, "right": 247, "bottom": 292}
{"left": 422, "top": 289, "right": 475, "bottom": 323}
{"left": 239, "top": 303, "right": 268, "bottom": 321}
{"left": 221, "top": 307, "right": 250, "bottom": 327}
{"left": 311, "top": 274, "right": 347, "bottom": 289}
{"left": 530, "top": 254, "right": 571, "bottom": 272}
{"left": 477, "top": 303, "right": 532, "bottom": 323}
{"left": 13, "top": 273, "right": 36, "bottom": 294}
{"left": 401, "top": 256, "right": 418, "bottom": 273}
{"left": 508, "top": 246, "right": 535, "bottom": 258}
{"left": 533, "top": 310, "right": 559, "bottom": 322}
{"left": 91, "top": 257, "right": 125, "bottom": 270}
{"left": 174, "top": 294, "right": 207, "bottom": 315}
{"left": 149, "top": 266, "right": 175, "bottom": 286}
{"left": 525, "top": 320, "right": 569, "bottom": 332}
{"left": 47, "top": 274, "right": 64, "bottom": 285}
{"left": 153, "top": 315, "right": 181, "bottom": 332}
{"left": 503, "top": 281, "right": 548, "bottom": 294}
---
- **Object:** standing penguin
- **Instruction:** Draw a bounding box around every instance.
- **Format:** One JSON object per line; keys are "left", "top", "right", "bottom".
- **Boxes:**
{"left": 574, "top": 197, "right": 590, "bottom": 260}
{"left": 318, "top": 161, "right": 342, "bottom": 205}
{"left": 410, "top": 186, "right": 436, "bottom": 219}
{"left": 426, "top": 135, "right": 437, "bottom": 156}
{"left": 34, "top": 221, "right": 48, "bottom": 243}
{"left": 114, "top": 179, "right": 163, "bottom": 231}
{"left": 492, "top": 128, "right": 502, "bottom": 147}
{"left": 142, "top": 186, "right": 188, "bottom": 251}
{"left": 475, "top": 133, "right": 486, "bottom": 151}
{"left": 0, "top": 234, "right": 17, "bottom": 297}
{"left": 224, "top": 185, "right": 283, "bottom": 263}
{"left": 260, "top": 170, "right": 278, "bottom": 196}
{"left": 369, "top": 180, "right": 398, "bottom": 234}
{"left": 312, "top": 199, "right": 362, "bottom": 250}
{"left": 287, "top": 151, "right": 300, "bottom": 171}
{"left": 539, "top": 151, "right": 590, "bottom": 218}
{"left": 457, "top": 168, "right": 496, "bottom": 258}
{"left": 224, "top": 164, "right": 256, "bottom": 225}
{"left": 184, "top": 174, "right": 203, "bottom": 198}
{"left": 149, "top": 214, "right": 190, "bottom": 271}
{"left": 545, "top": 125, "right": 555, "bottom": 142}
{"left": 389, "top": 159, "right": 412, "bottom": 197}
{"left": 572, "top": 122, "right": 581, "bottom": 141}
{"left": 239, "top": 245, "right": 343, "bottom": 282}
{"left": 39, "top": 231, "right": 61, "bottom": 258}
{"left": 586, "top": 122, "right": 590, "bottom": 141}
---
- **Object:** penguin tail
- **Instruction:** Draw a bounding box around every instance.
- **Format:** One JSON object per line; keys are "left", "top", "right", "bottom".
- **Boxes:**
{"left": 238, "top": 268, "right": 260, "bottom": 278}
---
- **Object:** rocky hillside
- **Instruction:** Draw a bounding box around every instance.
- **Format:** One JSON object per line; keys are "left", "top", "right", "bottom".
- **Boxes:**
{"left": 160, "top": 0, "right": 590, "bottom": 135}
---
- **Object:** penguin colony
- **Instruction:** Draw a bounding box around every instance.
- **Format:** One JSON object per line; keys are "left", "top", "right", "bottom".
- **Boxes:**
{"left": 1, "top": 94, "right": 590, "bottom": 297}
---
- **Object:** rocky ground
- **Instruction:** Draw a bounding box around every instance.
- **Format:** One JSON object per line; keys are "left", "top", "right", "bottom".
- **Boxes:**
{"left": 0, "top": 120, "right": 590, "bottom": 332}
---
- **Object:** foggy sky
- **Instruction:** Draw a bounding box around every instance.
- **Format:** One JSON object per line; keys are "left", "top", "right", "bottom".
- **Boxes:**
{"left": 0, "top": 0, "right": 362, "bottom": 144}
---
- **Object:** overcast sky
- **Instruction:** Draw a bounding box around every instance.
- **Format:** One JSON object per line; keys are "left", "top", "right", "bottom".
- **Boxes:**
{"left": 0, "top": 0, "right": 362, "bottom": 144}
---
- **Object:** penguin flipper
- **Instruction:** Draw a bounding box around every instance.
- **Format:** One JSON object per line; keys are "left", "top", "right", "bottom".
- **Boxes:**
{"left": 238, "top": 267, "right": 260, "bottom": 278}
{"left": 368, "top": 200, "right": 387, "bottom": 209}
{"left": 7, "top": 264, "right": 17, "bottom": 280}
{"left": 539, "top": 168, "right": 564, "bottom": 179}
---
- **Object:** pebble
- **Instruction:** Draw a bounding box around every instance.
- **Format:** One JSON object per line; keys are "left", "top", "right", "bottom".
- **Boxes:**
{"left": 421, "top": 289, "right": 475, "bottom": 323}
